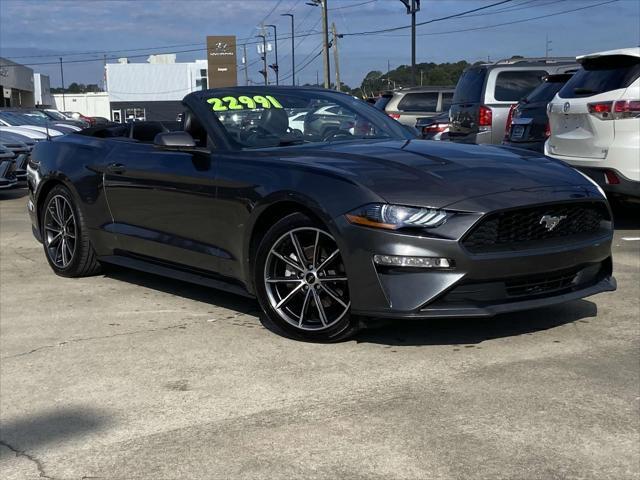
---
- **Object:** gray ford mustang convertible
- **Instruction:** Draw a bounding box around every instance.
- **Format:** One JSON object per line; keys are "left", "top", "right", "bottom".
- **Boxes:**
{"left": 27, "top": 87, "right": 616, "bottom": 341}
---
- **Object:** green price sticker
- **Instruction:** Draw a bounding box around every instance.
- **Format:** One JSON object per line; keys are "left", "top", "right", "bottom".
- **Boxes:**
{"left": 207, "top": 95, "right": 283, "bottom": 112}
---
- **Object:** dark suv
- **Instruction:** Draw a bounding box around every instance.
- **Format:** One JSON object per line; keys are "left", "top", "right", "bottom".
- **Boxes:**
{"left": 449, "top": 58, "right": 577, "bottom": 144}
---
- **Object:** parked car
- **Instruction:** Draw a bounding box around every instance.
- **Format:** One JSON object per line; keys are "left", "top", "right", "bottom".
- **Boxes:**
{"left": 449, "top": 57, "right": 578, "bottom": 145}
{"left": 63, "top": 111, "right": 96, "bottom": 126}
{"left": 415, "top": 112, "right": 450, "bottom": 140}
{"left": 503, "top": 73, "right": 574, "bottom": 152}
{"left": 0, "top": 145, "right": 18, "bottom": 190}
{"left": 28, "top": 86, "right": 616, "bottom": 341}
{"left": 0, "top": 111, "right": 65, "bottom": 137}
{"left": 0, "top": 132, "right": 32, "bottom": 186}
{"left": 40, "top": 109, "right": 89, "bottom": 128}
{"left": 546, "top": 48, "right": 640, "bottom": 202}
{"left": 15, "top": 109, "right": 82, "bottom": 132}
{"left": 374, "top": 86, "right": 454, "bottom": 127}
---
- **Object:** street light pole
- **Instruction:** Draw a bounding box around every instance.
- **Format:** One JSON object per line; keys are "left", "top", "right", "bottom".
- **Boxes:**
{"left": 265, "top": 24, "right": 279, "bottom": 85}
{"left": 59, "top": 57, "right": 66, "bottom": 111}
{"left": 399, "top": 0, "right": 420, "bottom": 86}
{"left": 281, "top": 13, "right": 295, "bottom": 86}
{"left": 256, "top": 34, "right": 268, "bottom": 85}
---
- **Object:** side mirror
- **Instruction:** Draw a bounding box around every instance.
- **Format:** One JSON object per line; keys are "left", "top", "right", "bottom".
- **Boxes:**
{"left": 154, "top": 131, "right": 196, "bottom": 149}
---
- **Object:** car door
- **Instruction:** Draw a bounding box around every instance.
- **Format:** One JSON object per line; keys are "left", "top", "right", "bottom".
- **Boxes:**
{"left": 103, "top": 138, "right": 224, "bottom": 273}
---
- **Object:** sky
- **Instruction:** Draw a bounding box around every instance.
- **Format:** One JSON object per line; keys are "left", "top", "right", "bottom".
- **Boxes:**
{"left": 1, "top": 0, "right": 639, "bottom": 89}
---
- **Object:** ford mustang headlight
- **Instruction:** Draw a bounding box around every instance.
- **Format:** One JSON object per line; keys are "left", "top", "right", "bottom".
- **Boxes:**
{"left": 345, "top": 203, "right": 451, "bottom": 230}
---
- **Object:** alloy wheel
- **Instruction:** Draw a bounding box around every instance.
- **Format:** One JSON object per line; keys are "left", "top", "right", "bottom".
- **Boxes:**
{"left": 264, "top": 227, "right": 350, "bottom": 331}
{"left": 44, "top": 194, "right": 77, "bottom": 268}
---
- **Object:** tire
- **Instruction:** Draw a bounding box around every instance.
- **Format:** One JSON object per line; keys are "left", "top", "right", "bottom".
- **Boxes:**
{"left": 40, "top": 184, "right": 101, "bottom": 277}
{"left": 254, "top": 212, "right": 358, "bottom": 342}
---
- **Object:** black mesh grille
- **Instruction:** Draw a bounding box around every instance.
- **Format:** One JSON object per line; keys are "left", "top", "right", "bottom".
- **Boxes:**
{"left": 462, "top": 202, "right": 609, "bottom": 253}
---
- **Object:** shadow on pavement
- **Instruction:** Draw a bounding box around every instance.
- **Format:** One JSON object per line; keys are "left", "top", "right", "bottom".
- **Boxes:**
{"left": 0, "top": 407, "right": 109, "bottom": 457}
{"left": 355, "top": 299, "right": 597, "bottom": 346}
{"left": 611, "top": 201, "right": 639, "bottom": 230}
{"left": 103, "top": 265, "right": 261, "bottom": 316}
{"left": 0, "top": 189, "right": 28, "bottom": 201}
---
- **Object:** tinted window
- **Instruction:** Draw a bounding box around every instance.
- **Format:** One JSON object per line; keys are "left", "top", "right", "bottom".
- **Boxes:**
{"left": 494, "top": 70, "right": 547, "bottom": 101}
{"left": 525, "top": 78, "right": 569, "bottom": 103}
{"left": 373, "top": 95, "right": 392, "bottom": 110}
{"left": 397, "top": 92, "right": 439, "bottom": 112}
{"left": 441, "top": 92, "right": 454, "bottom": 111}
{"left": 452, "top": 68, "right": 486, "bottom": 103}
{"left": 559, "top": 55, "right": 640, "bottom": 98}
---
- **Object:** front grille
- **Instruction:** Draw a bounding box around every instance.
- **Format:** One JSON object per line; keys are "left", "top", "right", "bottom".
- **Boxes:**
{"left": 462, "top": 202, "right": 609, "bottom": 253}
{"left": 505, "top": 266, "right": 582, "bottom": 297}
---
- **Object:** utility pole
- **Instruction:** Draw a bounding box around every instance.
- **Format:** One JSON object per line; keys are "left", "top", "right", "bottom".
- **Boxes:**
{"left": 316, "top": 70, "right": 319, "bottom": 87}
{"left": 387, "top": 59, "right": 391, "bottom": 90}
{"left": 243, "top": 44, "right": 249, "bottom": 86}
{"left": 103, "top": 54, "right": 108, "bottom": 91}
{"left": 308, "top": 1, "right": 330, "bottom": 88}
{"left": 331, "top": 22, "right": 342, "bottom": 91}
{"left": 281, "top": 13, "right": 295, "bottom": 86}
{"left": 256, "top": 34, "right": 268, "bottom": 85}
{"left": 545, "top": 34, "right": 552, "bottom": 58}
{"left": 266, "top": 24, "right": 279, "bottom": 85}
{"left": 420, "top": 69, "right": 423, "bottom": 86}
{"left": 59, "top": 57, "right": 66, "bottom": 111}
{"left": 399, "top": 0, "right": 420, "bottom": 86}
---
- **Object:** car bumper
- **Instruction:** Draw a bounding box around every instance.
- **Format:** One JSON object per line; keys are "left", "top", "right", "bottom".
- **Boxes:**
{"left": 576, "top": 167, "right": 640, "bottom": 200}
{"left": 448, "top": 129, "right": 492, "bottom": 145}
{"left": 502, "top": 139, "right": 545, "bottom": 153}
{"left": 334, "top": 194, "right": 615, "bottom": 319}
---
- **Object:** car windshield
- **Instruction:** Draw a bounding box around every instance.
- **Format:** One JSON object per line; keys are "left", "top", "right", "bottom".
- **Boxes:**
{"left": 558, "top": 55, "right": 640, "bottom": 98}
{"left": 4, "top": 112, "right": 49, "bottom": 126}
{"left": 202, "top": 89, "right": 413, "bottom": 149}
{"left": 44, "top": 110, "right": 71, "bottom": 120}
{"left": 525, "top": 75, "right": 572, "bottom": 103}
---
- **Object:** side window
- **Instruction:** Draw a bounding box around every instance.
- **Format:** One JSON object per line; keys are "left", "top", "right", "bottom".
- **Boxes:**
{"left": 397, "top": 92, "right": 439, "bottom": 112}
{"left": 440, "top": 92, "right": 454, "bottom": 111}
{"left": 183, "top": 108, "right": 210, "bottom": 148}
{"left": 494, "top": 70, "right": 547, "bottom": 102}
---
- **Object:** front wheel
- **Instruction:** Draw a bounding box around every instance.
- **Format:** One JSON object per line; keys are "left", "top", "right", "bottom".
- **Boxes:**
{"left": 41, "top": 184, "right": 101, "bottom": 277}
{"left": 254, "top": 213, "right": 357, "bottom": 342}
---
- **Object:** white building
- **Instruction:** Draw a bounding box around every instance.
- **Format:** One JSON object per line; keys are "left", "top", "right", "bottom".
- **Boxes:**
{"left": 33, "top": 73, "right": 52, "bottom": 107}
{"left": 105, "top": 58, "right": 207, "bottom": 122}
{"left": 52, "top": 92, "right": 110, "bottom": 119}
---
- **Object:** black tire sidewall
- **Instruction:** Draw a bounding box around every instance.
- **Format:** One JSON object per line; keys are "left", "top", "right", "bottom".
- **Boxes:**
{"left": 41, "top": 185, "right": 90, "bottom": 276}
{"left": 253, "top": 212, "right": 356, "bottom": 342}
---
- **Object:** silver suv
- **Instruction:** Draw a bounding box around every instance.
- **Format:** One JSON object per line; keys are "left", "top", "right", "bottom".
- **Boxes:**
{"left": 449, "top": 58, "right": 578, "bottom": 144}
{"left": 375, "top": 86, "right": 454, "bottom": 127}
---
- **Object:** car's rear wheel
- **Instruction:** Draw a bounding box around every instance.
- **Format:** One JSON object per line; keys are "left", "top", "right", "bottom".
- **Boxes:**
{"left": 254, "top": 212, "right": 357, "bottom": 342}
{"left": 41, "top": 184, "right": 101, "bottom": 277}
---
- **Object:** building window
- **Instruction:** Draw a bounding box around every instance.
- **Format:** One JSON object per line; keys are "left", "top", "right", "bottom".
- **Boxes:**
{"left": 196, "top": 78, "right": 208, "bottom": 90}
{"left": 125, "top": 108, "right": 146, "bottom": 122}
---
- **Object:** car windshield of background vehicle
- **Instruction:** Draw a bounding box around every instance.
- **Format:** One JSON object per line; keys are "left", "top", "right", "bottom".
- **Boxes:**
{"left": 373, "top": 95, "right": 392, "bottom": 110}
{"left": 204, "top": 90, "right": 413, "bottom": 149}
{"left": 45, "top": 110, "right": 70, "bottom": 120}
{"left": 494, "top": 70, "right": 547, "bottom": 102}
{"left": 525, "top": 77, "right": 570, "bottom": 104}
{"left": 452, "top": 68, "right": 486, "bottom": 104}
{"left": 397, "top": 92, "right": 439, "bottom": 112}
{"left": 441, "top": 92, "right": 454, "bottom": 111}
{"left": 558, "top": 55, "right": 640, "bottom": 98}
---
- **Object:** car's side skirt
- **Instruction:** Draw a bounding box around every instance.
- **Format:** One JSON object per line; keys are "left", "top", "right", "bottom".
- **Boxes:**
{"left": 98, "top": 253, "right": 254, "bottom": 299}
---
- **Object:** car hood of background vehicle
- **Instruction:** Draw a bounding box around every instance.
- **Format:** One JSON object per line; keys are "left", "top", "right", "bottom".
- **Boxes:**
{"left": 277, "top": 139, "right": 594, "bottom": 209}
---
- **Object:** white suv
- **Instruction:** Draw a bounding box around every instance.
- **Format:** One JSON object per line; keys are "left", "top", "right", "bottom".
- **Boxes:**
{"left": 546, "top": 48, "right": 640, "bottom": 202}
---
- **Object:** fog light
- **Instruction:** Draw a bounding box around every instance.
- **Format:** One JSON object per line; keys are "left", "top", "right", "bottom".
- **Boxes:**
{"left": 373, "top": 255, "right": 453, "bottom": 268}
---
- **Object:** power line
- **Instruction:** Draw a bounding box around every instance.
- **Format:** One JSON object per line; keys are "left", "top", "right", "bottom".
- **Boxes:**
{"left": 329, "top": 0, "right": 377, "bottom": 10}
{"left": 342, "top": 0, "right": 515, "bottom": 36}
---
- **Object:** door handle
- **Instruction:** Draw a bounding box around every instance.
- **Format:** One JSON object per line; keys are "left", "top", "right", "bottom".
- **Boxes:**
{"left": 106, "top": 163, "right": 126, "bottom": 174}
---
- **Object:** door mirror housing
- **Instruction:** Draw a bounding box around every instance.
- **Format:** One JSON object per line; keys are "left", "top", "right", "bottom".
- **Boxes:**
{"left": 154, "top": 131, "right": 196, "bottom": 149}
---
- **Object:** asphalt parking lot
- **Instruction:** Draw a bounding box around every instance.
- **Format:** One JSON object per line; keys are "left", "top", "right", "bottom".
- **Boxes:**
{"left": 0, "top": 189, "right": 638, "bottom": 480}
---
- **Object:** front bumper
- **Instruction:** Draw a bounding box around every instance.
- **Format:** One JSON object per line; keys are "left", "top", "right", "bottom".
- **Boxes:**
{"left": 577, "top": 167, "right": 640, "bottom": 200}
{"left": 335, "top": 191, "right": 615, "bottom": 319}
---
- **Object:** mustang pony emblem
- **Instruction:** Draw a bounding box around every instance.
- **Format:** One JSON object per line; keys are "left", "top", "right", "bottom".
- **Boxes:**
{"left": 540, "top": 214, "right": 567, "bottom": 231}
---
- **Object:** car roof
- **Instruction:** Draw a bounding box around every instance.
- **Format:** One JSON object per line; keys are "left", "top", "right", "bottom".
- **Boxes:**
{"left": 469, "top": 57, "right": 578, "bottom": 70}
{"left": 393, "top": 86, "right": 455, "bottom": 93}
{"left": 577, "top": 47, "right": 640, "bottom": 62}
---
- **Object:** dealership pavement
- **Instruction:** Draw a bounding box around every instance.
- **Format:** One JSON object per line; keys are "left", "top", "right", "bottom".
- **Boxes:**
{"left": 1, "top": 189, "right": 638, "bottom": 480}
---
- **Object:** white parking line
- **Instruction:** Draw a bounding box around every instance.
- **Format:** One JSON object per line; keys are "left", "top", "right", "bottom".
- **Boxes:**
{"left": 621, "top": 237, "right": 640, "bottom": 241}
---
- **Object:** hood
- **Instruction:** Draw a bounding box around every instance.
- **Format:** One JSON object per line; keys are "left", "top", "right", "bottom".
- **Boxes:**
{"left": 276, "top": 139, "right": 595, "bottom": 208}
{"left": 0, "top": 126, "right": 48, "bottom": 140}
